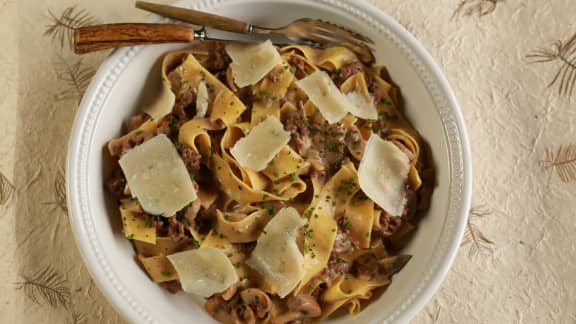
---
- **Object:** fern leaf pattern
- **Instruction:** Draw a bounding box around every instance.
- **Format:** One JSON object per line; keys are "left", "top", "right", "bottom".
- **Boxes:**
{"left": 44, "top": 6, "right": 98, "bottom": 50}
{"left": 461, "top": 206, "right": 494, "bottom": 258}
{"left": 43, "top": 168, "right": 67, "bottom": 212}
{"left": 541, "top": 144, "right": 576, "bottom": 183}
{"left": 527, "top": 33, "right": 576, "bottom": 99}
{"left": 452, "top": 0, "right": 503, "bottom": 19}
{"left": 15, "top": 266, "right": 71, "bottom": 308}
{"left": 55, "top": 56, "right": 96, "bottom": 104}
{"left": 0, "top": 171, "right": 15, "bottom": 205}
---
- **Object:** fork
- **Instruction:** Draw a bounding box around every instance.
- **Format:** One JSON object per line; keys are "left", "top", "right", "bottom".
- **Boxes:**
{"left": 135, "top": 1, "right": 374, "bottom": 63}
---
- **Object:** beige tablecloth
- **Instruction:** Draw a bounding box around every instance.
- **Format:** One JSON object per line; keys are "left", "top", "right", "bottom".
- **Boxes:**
{"left": 2, "top": 0, "right": 576, "bottom": 323}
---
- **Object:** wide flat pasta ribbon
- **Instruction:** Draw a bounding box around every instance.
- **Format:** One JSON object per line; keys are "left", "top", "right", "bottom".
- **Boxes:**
{"left": 296, "top": 162, "right": 360, "bottom": 293}
{"left": 280, "top": 45, "right": 359, "bottom": 71}
{"left": 320, "top": 275, "right": 390, "bottom": 318}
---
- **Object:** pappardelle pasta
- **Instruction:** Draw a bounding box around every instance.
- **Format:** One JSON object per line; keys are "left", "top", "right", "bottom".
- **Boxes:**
{"left": 105, "top": 40, "right": 434, "bottom": 323}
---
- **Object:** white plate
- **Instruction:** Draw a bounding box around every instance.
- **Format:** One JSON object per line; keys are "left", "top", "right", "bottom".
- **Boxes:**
{"left": 66, "top": 0, "right": 472, "bottom": 323}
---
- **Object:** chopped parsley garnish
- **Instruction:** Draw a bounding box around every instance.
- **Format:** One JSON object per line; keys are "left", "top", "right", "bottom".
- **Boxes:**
{"left": 342, "top": 217, "right": 352, "bottom": 230}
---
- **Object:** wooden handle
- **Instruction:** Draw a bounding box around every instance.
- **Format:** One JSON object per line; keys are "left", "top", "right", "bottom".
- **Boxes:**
{"left": 74, "top": 23, "right": 196, "bottom": 54}
{"left": 136, "top": 1, "right": 250, "bottom": 34}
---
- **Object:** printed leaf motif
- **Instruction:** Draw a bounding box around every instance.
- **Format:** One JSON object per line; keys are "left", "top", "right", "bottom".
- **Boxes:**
{"left": 541, "top": 144, "right": 576, "bottom": 183}
{"left": 15, "top": 266, "right": 71, "bottom": 308}
{"left": 527, "top": 33, "right": 576, "bottom": 99}
{"left": 55, "top": 56, "right": 96, "bottom": 104}
{"left": 68, "top": 308, "right": 87, "bottom": 324}
{"left": 461, "top": 206, "right": 494, "bottom": 258}
{"left": 0, "top": 171, "right": 15, "bottom": 205}
{"left": 45, "top": 6, "right": 98, "bottom": 50}
{"left": 427, "top": 300, "right": 441, "bottom": 323}
{"left": 44, "top": 168, "right": 67, "bottom": 212}
{"left": 452, "top": 0, "right": 503, "bottom": 19}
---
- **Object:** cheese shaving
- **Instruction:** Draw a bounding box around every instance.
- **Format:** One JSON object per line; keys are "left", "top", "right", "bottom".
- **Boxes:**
{"left": 195, "top": 80, "right": 209, "bottom": 118}
{"left": 119, "top": 134, "right": 197, "bottom": 216}
{"left": 226, "top": 40, "right": 283, "bottom": 87}
{"left": 167, "top": 247, "right": 239, "bottom": 297}
{"left": 358, "top": 134, "right": 410, "bottom": 216}
{"left": 295, "top": 70, "right": 349, "bottom": 124}
{"left": 246, "top": 207, "right": 306, "bottom": 298}
{"left": 230, "top": 116, "right": 291, "bottom": 172}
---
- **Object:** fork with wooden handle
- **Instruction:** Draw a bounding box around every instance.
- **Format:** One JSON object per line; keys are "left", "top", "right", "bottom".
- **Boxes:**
{"left": 134, "top": 1, "right": 374, "bottom": 63}
{"left": 74, "top": 23, "right": 198, "bottom": 54}
{"left": 73, "top": 23, "right": 317, "bottom": 54}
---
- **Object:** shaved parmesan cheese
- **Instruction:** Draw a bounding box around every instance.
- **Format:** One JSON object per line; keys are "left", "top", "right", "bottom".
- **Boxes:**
{"left": 345, "top": 91, "right": 378, "bottom": 120}
{"left": 226, "top": 40, "right": 282, "bottom": 87}
{"left": 246, "top": 207, "right": 306, "bottom": 298}
{"left": 296, "top": 70, "right": 349, "bottom": 124}
{"left": 230, "top": 116, "right": 290, "bottom": 172}
{"left": 358, "top": 134, "right": 410, "bottom": 217}
{"left": 167, "top": 247, "right": 239, "bottom": 297}
{"left": 119, "top": 134, "right": 197, "bottom": 216}
{"left": 195, "top": 80, "right": 209, "bottom": 118}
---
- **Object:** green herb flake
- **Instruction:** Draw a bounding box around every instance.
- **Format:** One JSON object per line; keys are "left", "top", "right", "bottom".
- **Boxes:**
{"left": 342, "top": 217, "right": 352, "bottom": 230}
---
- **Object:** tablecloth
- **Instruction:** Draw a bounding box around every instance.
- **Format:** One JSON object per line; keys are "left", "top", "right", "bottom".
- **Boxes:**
{"left": 2, "top": 0, "right": 576, "bottom": 323}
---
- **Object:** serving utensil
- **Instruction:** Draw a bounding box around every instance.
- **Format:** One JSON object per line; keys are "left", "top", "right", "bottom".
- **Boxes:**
{"left": 73, "top": 23, "right": 318, "bottom": 54}
{"left": 135, "top": 1, "right": 374, "bottom": 63}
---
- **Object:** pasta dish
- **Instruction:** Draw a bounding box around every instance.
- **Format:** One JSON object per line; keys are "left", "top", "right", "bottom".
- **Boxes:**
{"left": 105, "top": 40, "right": 434, "bottom": 323}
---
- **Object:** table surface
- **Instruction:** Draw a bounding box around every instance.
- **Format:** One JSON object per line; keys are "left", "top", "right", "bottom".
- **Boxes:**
{"left": 2, "top": 0, "right": 576, "bottom": 323}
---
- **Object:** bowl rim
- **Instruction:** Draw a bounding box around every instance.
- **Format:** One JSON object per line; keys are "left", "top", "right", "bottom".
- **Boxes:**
{"left": 66, "top": 0, "right": 472, "bottom": 323}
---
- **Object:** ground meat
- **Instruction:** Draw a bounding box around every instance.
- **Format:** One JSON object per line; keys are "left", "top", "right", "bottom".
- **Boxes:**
{"left": 375, "top": 117, "right": 391, "bottom": 138}
{"left": 177, "top": 143, "right": 202, "bottom": 173}
{"left": 167, "top": 69, "right": 183, "bottom": 92}
{"left": 124, "top": 113, "right": 150, "bottom": 133}
{"left": 172, "top": 90, "right": 196, "bottom": 121}
{"left": 200, "top": 42, "right": 231, "bottom": 71}
{"left": 106, "top": 168, "right": 125, "bottom": 196}
{"left": 339, "top": 61, "right": 364, "bottom": 80}
{"left": 322, "top": 252, "right": 353, "bottom": 280}
{"left": 283, "top": 101, "right": 313, "bottom": 159}
{"left": 155, "top": 117, "right": 173, "bottom": 137}
{"left": 333, "top": 229, "right": 356, "bottom": 254}
{"left": 267, "top": 68, "right": 282, "bottom": 83}
{"left": 159, "top": 280, "right": 181, "bottom": 294}
{"left": 378, "top": 212, "right": 403, "bottom": 237}
{"left": 305, "top": 122, "right": 348, "bottom": 178}
{"left": 168, "top": 216, "right": 189, "bottom": 242}
{"left": 280, "top": 86, "right": 299, "bottom": 107}
{"left": 288, "top": 56, "right": 312, "bottom": 79}
{"left": 120, "top": 129, "right": 155, "bottom": 155}
{"left": 195, "top": 204, "right": 217, "bottom": 235}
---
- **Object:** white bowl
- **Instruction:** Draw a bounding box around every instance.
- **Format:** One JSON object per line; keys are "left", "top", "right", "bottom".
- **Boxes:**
{"left": 66, "top": 0, "right": 472, "bottom": 323}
